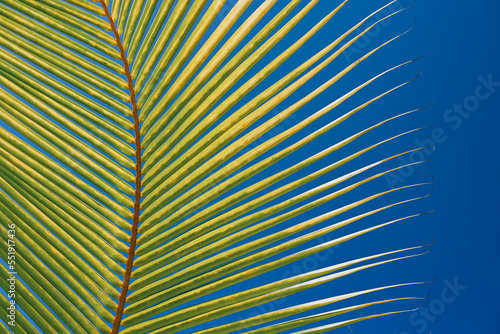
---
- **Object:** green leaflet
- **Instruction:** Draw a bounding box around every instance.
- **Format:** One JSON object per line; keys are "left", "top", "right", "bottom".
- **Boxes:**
{"left": 0, "top": 102, "right": 135, "bottom": 200}
{"left": 0, "top": 243, "right": 103, "bottom": 333}
{"left": 138, "top": 0, "right": 298, "bottom": 126}
{"left": 116, "top": 0, "right": 132, "bottom": 35}
{"left": 0, "top": 208, "right": 117, "bottom": 320}
{"left": 0, "top": 36, "right": 130, "bottom": 108}
{"left": 15, "top": 0, "right": 113, "bottom": 42}
{"left": 140, "top": 0, "right": 326, "bottom": 153}
{"left": 199, "top": 296, "right": 423, "bottom": 334}
{"left": 0, "top": 287, "right": 40, "bottom": 333}
{"left": 0, "top": 14, "right": 125, "bottom": 87}
{"left": 127, "top": 241, "right": 428, "bottom": 317}
{"left": 0, "top": 49, "right": 133, "bottom": 121}
{"left": 139, "top": 2, "right": 397, "bottom": 191}
{"left": 135, "top": 102, "right": 424, "bottom": 256}
{"left": 131, "top": 183, "right": 427, "bottom": 295}
{"left": 137, "top": 0, "right": 261, "bottom": 117}
{"left": 291, "top": 310, "right": 414, "bottom": 334}
{"left": 139, "top": 62, "right": 416, "bottom": 237}
{"left": 0, "top": 88, "right": 134, "bottom": 186}
{"left": 125, "top": 0, "right": 168, "bottom": 59}
{"left": 136, "top": 0, "right": 240, "bottom": 108}
{"left": 3, "top": 171, "right": 127, "bottom": 263}
{"left": 139, "top": 38, "right": 406, "bottom": 224}
{"left": 0, "top": 27, "right": 129, "bottom": 100}
{"left": 53, "top": 0, "right": 105, "bottom": 17}
{"left": 0, "top": 0, "right": 430, "bottom": 333}
{"left": 0, "top": 175, "right": 123, "bottom": 291}
{"left": 30, "top": 0, "right": 108, "bottom": 29}
{"left": 0, "top": 4, "right": 119, "bottom": 72}
{"left": 0, "top": 69, "right": 135, "bottom": 155}
{"left": 0, "top": 128, "right": 134, "bottom": 226}
{"left": 186, "top": 288, "right": 424, "bottom": 334}
{"left": 111, "top": 0, "right": 121, "bottom": 21}
{"left": 124, "top": 244, "right": 427, "bottom": 333}
{"left": 0, "top": 0, "right": 119, "bottom": 58}
{"left": 0, "top": 263, "right": 67, "bottom": 333}
{"left": 0, "top": 59, "right": 134, "bottom": 139}
{"left": 121, "top": 0, "right": 146, "bottom": 50}
{"left": 131, "top": 0, "right": 203, "bottom": 81}
{"left": 0, "top": 73, "right": 134, "bottom": 165}
{"left": 135, "top": 147, "right": 425, "bottom": 265}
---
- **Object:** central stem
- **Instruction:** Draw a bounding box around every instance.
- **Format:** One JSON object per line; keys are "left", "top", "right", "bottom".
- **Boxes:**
{"left": 99, "top": 2, "right": 141, "bottom": 333}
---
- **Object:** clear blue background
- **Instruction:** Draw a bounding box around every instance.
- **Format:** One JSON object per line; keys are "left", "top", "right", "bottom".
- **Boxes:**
{"left": 1, "top": 0, "right": 499, "bottom": 333}
{"left": 202, "top": 1, "right": 500, "bottom": 333}
{"left": 324, "top": 1, "right": 500, "bottom": 332}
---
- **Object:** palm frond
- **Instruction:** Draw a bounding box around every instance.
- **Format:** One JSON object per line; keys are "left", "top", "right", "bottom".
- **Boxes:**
{"left": 0, "top": 0, "right": 431, "bottom": 333}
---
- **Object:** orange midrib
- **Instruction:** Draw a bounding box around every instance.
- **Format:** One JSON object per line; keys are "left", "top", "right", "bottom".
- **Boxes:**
{"left": 99, "top": 2, "right": 141, "bottom": 333}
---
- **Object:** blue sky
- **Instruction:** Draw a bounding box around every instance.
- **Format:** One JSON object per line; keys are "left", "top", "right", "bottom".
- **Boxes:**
{"left": 203, "top": 0, "right": 500, "bottom": 333}
{"left": 321, "top": 0, "right": 499, "bottom": 332}
{"left": 1, "top": 0, "right": 499, "bottom": 333}
{"left": 341, "top": 0, "right": 500, "bottom": 332}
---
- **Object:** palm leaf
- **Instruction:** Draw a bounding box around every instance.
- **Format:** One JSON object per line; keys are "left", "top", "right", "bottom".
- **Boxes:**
{"left": 0, "top": 0, "right": 432, "bottom": 333}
